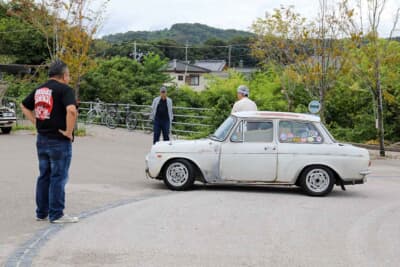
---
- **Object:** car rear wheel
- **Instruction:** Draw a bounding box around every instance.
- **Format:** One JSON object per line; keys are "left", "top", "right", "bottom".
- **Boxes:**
{"left": 163, "top": 159, "right": 195, "bottom": 191}
{"left": 1, "top": 127, "right": 12, "bottom": 134}
{"left": 300, "top": 166, "right": 335, "bottom": 196}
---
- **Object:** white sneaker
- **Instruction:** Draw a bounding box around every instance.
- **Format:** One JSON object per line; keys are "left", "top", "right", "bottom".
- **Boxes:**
{"left": 36, "top": 217, "right": 48, "bottom": 222}
{"left": 51, "top": 214, "right": 79, "bottom": 224}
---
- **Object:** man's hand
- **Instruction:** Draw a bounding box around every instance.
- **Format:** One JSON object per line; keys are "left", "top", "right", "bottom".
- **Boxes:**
{"left": 62, "top": 104, "right": 77, "bottom": 141}
{"left": 59, "top": 129, "right": 73, "bottom": 140}
{"left": 20, "top": 104, "right": 36, "bottom": 125}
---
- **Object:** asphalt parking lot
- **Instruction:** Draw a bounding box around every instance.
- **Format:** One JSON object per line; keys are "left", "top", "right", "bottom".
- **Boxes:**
{"left": 1, "top": 126, "right": 400, "bottom": 267}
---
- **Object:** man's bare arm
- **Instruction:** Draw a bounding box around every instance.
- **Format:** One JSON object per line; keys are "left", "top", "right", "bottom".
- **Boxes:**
{"left": 20, "top": 104, "right": 36, "bottom": 125}
{"left": 59, "top": 105, "right": 77, "bottom": 140}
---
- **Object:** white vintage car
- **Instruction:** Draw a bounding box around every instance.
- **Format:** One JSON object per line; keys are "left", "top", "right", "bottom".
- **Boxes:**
{"left": 145, "top": 111, "right": 370, "bottom": 196}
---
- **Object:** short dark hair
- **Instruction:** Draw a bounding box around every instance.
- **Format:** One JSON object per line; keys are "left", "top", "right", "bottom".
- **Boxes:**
{"left": 48, "top": 60, "right": 68, "bottom": 78}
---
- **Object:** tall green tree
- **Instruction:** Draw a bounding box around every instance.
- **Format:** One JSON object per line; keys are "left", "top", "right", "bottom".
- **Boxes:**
{"left": 80, "top": 54, "right": 170, "bottom": 104}
{"left": 251, "top": 2, "right": 354, "bottom": 121}
{"left": 344, "top": 0, "right": 400, "bottom": 156}
{"left": 0, "top": 2, "right": 48, "bottom": 64}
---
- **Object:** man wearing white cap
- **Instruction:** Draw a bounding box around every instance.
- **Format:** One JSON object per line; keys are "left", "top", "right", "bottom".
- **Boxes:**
{"left": 231, "top": 85, "right": 257, "bottom": 114}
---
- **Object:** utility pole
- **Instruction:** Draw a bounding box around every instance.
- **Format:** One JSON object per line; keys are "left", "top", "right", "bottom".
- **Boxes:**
{"left": 228, "top": 45, "right": 232, "bottom": 68}
{"left": 185, "top": 40, "right": 189, "bottom": 63}
{"left": 184, "top": 41, "right": 189, "bottom": 84}
{"left": 133, "top": 41, "right": 137, "bottom": 61}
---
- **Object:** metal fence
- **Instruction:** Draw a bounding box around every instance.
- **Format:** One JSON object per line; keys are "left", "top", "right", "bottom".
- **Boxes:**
{"left": 78, "top": 101, "right": 213, "bottom": 136}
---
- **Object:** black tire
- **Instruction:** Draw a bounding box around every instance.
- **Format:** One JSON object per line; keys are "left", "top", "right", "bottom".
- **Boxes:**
{"left": 300, "top": 166, "right": 335, "bottom": 196}
{"left": 126, "top": 112, "right": 138, "bottom": 131}
{"left": 85, "top": 110, "right": 96, "bottom": 125}
{"left": 163, "top": 159, "right": 195, "bottom": 191}
{"left": 1, "top": 127, "right": 12, "bottom": 134}
{"left": 105, "top": 113, "right": 118, "bottom": 129}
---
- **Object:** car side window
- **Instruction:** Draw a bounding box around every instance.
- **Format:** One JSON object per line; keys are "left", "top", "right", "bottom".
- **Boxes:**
{"left": 279, "top": 121, "right": 323, "bottom": 144}
{"left": 231, "top": 121, "right": 274, "bottom": 143}
{"left": 231, "top": 121, "right": 244, "bottom": 142}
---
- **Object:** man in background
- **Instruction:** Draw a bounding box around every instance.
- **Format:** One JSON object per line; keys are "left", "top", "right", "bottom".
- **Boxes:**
{"left": 231, "top": 85, "right": 258, "bottom": 113}
{"left": 150, "top": 86, "right": 173, "bottom": 144}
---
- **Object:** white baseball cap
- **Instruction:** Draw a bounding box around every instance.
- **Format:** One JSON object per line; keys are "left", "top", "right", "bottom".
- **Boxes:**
{"left": 237, "top": 85, "right": 249, "bottom": 96}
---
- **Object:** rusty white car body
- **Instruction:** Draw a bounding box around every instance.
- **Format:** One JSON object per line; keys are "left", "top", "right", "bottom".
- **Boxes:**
{"left": 145, "top": 111, "right": 370, "bottom": 196}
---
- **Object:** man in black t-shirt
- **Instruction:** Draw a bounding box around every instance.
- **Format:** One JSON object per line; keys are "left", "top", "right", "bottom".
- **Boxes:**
{"left": 21, "top": 60, "right": 79, "bottom": 224}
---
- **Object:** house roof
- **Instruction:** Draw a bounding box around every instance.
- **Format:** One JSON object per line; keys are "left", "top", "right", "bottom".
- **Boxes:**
{"left": 166, "top": 60, "right": 211, "bottom": 73}
{"left": 233, "top": 67, "right": 258, "bottom": 74}
{"left": 194, "top": 60, "right": 226, "bottom": 72}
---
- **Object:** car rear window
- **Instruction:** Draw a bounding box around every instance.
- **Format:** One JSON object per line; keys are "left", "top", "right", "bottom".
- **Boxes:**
{"left": 279, "top": 121, "right": 323, "bottom": 144}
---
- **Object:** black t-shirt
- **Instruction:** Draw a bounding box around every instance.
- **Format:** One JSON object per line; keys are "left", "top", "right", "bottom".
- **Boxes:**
{"left": 155, "top": 98, "right": 169, "bottom": 121}
{"left": 22, "top": 79, "right": 76, "bottom": 140}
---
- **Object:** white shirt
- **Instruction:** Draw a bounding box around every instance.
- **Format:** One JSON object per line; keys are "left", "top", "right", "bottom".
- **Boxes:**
{"left": 231, "top": 97, "right": 258, "bottom": 114}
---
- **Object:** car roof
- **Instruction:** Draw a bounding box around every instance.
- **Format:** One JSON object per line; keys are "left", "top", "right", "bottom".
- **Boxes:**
{"left": 232, "top": 111, "right": 321, "bottom": 122}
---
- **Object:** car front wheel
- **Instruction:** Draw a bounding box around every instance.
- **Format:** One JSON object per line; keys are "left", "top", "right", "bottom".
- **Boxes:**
{"left": 163, "top": 159, "right": 195, "bottom": 191}
{"left": 300, "top": 166, "right": 335, "bottom": 196}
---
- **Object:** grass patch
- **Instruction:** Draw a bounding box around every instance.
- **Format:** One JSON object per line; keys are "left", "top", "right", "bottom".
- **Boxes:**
{"left": 75, "top": 127, "right": 87, "bottom": 137}
{"left": 12, "top": 125, "right": 36, "bottom": 132}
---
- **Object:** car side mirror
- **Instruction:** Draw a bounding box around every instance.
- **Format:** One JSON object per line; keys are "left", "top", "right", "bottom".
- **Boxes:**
{"left": 230, "top": 133, "right": 243, "bottom": 143}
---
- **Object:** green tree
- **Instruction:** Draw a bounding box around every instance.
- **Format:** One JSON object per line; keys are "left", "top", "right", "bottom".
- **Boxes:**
{"left": 344, "top": 0, "right": 400, "bottom": 155}
{"left": 8, "top": 0, "right": 109, "bottom": 99}
{"left": 80, "top": 54, "right": 170, "bottom": 104}
{"left": 251, "top": 3, "right": 354, "bottom": 121}
{"left": 0, "top": 2, "right": 48, "bottom": 64}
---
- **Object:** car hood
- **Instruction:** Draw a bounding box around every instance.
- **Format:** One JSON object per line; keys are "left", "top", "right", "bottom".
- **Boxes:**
{"left": 152, "top": 139, "right": 220, "bottom": 154}
{"left": 335, "top": 143, "right": 370, "bottom": 158}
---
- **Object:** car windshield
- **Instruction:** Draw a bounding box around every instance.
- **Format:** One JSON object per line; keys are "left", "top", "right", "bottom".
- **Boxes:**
{"left": 210, "top": 116, "right": 236, "bottom": 142}
{"left": 320, "top": 123, "right": 337, "bottom": 143}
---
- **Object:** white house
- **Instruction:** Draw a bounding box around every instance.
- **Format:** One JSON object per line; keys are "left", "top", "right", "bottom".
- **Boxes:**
{"left": 165, "top": 59, "right": 227, "bottom": 91}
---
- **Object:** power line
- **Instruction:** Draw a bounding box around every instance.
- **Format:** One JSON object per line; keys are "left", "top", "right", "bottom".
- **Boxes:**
{"left": 112, "top": 41, "right": 252, "bottom": 49}
{"left": 0, "top": 29, "right": 36, "bottom": 34}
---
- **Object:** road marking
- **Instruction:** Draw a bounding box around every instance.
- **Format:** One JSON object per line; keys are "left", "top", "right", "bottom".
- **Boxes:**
{"left": 5, "top": 191, "right": 172, "bottom": 267}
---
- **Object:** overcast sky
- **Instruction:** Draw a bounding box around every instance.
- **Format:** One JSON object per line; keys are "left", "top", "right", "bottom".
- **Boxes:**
{"left": 98, "top": 0, "right": 399, "bottom": 37}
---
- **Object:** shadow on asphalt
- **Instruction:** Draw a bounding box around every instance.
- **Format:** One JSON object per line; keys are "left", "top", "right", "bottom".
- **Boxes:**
{"left": 194, "top": 184, "right": 304, "bottom": 196}
{"left": 194, "top": 184, "right": 368, "bottom": 198}
{"left": 145, "top": 180, "right": 368, "bottom": 198}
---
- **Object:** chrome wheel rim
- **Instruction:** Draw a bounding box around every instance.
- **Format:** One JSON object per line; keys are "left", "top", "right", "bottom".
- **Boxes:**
{"left": 166, "top": 163, "right": 189, "bottom": 187}
{"left": 305, "top": 169, "right": 330, "bottom": 193}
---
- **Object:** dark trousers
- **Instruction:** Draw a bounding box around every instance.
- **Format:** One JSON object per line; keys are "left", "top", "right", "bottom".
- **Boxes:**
{"left": 153, "top": 119, "right": 170, "bottom": 144}
{"left": 36, "top": 134, "right": 72, "bottom": 221}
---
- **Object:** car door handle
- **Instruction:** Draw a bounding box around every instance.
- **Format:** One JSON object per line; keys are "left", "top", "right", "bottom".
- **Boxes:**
{"left": 265, "top": 146, "right": 276, "bottom": 151}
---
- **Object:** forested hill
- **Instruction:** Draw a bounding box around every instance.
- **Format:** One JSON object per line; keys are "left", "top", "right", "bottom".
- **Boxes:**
{"left": 102, "top": 23, "right": 254, "bottom": 44}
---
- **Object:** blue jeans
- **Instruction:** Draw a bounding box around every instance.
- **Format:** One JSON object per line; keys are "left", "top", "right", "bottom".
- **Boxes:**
{"left": 153, "top": 119, "right": 170, "bottom": 144}
{"left": 36, "top": 134, "right": 72, "bottom": 221}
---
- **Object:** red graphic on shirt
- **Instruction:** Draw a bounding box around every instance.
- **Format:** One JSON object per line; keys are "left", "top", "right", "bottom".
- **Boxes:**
{"left": 34, "top": 87, "right": 53, "bottom": 120}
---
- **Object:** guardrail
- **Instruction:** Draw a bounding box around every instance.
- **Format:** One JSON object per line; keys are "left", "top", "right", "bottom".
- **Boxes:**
{"left": 350, "top": 143, "right": 400, "bottom": 153}
{"left": 78, "top": 101, "right": 213, "bottom": 136}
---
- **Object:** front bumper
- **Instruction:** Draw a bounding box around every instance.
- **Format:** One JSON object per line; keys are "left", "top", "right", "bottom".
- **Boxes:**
{"left": 145, "top": 167, "right": 155, "bottom": 179}
{"left": 0, "top": 118, "right": 16, "bottom": 127}
{"left": 343, "top": 178, "right": 366, "bottom": 185}
{"left": 145, "top": 154, "right": 161, "bottom": 179}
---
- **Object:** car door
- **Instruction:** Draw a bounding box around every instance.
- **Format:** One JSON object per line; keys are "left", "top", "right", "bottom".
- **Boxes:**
{"left": 219, "top": 120, "right": 277, "bottom": 182}
{"left": 276, "top": 120, "right": 326, "bottom": 183}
